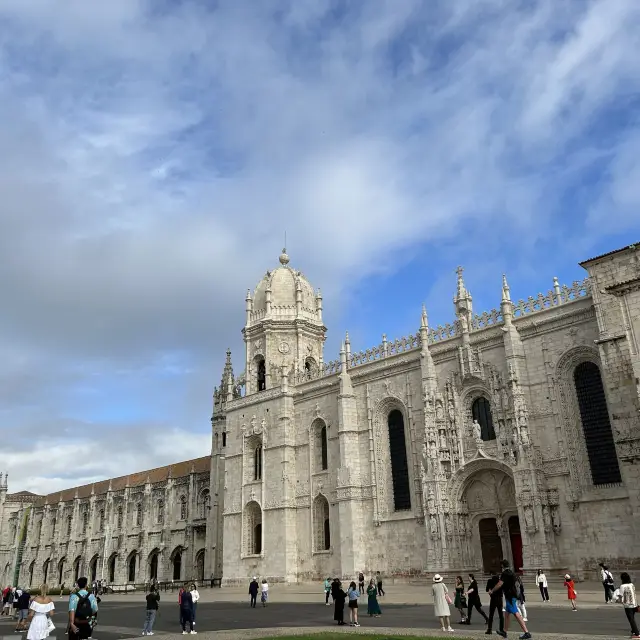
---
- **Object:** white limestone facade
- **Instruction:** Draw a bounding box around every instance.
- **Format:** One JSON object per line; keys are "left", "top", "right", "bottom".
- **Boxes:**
{"left": 2, "top": 242, "right": 639, "bottom": 588}
{"left": 0, "top": 459, "right": 214, "bottom": 588}
{"left": 217, "top": 244, "right": 640, "bottom": 583}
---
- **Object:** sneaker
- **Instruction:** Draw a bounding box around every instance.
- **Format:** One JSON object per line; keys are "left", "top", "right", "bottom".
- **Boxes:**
{"left": 519, "top": 633, "right": 532, "bottom": 640}
{"left": 354, "top": 623, "right": 360, "bottom": 627}
{"left": 447, "top": 628, "right": 454, "bottom": 632}
{"left": 142, "top": 632, "right": 147, "bottom": 636}
{"left": 182, "top": 632, "right": 188, "bottom": 635}
{"left": 147, "top": 633, "right": 154, "bottom": 636}
{"left": 523, "top": 617, "right": 528, "bottom": 621}
{"left": 190, "top": 631, "right": 197, "bottom": 635}
{"left": 496, "top": 632, "right": 507, "bottom": 638}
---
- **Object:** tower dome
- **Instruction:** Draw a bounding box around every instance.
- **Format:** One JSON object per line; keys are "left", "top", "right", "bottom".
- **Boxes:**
{"left": 248, "top": 249, "right": 320, "bottom": 324}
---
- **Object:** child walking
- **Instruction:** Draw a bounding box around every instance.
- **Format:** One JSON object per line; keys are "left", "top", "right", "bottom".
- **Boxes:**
{"left": 347, "top": 581, "right": 360, "bottom": 627}
{"left": 564, "top": 574, "right": 577, "bottom": 611}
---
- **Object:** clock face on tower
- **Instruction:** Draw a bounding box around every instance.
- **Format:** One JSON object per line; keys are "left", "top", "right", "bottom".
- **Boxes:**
{"left": 278, "top": 341, "right": 290, "bottom": 354}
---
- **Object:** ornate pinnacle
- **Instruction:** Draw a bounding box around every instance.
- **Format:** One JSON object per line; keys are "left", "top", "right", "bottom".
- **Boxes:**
{"left": 456, "top": 266, "right": 466, "bottom": 298}
{"left": 502, "top": 274, "right": 511, "bottom": 302}
{"left": 421, "top": 304, "right": 429, "bottom": 328}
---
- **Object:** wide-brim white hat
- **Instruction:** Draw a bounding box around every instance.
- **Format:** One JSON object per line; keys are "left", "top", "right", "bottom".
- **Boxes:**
{"left": 433, "top": 574, "right": 443, "bottom": 583}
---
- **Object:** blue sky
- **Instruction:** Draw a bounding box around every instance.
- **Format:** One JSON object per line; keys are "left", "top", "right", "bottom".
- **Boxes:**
{"left": 1, "top": 0, "right": 639, "bottom": 493}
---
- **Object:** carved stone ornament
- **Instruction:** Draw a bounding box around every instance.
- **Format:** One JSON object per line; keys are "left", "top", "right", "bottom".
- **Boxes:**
{"left": 551, "top": 505, "right": 561, "bottom": 534}
{"left": 430, "top": 514, "right": 439, "bottom": 535}
{"left": 278, "top": 341, "right": 290, "bottom": 354}
{"left": 253, "top": 340, "right": 263, "bottom": 354}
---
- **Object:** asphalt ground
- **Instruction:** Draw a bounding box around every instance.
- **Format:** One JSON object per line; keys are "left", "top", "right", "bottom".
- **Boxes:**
{"left": 0, "top": 599, "right": 633, "bottom": 640}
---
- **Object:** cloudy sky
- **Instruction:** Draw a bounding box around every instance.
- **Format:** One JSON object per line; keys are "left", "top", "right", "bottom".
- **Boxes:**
{"left": 1, "top": 0, "right": 639, "bottom": 494}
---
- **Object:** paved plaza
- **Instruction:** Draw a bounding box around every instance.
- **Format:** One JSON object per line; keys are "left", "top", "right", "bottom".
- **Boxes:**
{"left": 0, "top": 594, "right": 634, "bottom": 640}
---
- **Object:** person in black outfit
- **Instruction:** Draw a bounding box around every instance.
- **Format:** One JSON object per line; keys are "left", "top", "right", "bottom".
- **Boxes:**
{"left": 248, "top": 577, "right": 259, "bottom": 608}
{"left": 465, "top": 573, "right": 489, "bottom": 625}
{"left": 485, "top": 570, "right": 506, "bottom": 637}
{"left": 332, "top": 579, "right": 346, "bottom": 625}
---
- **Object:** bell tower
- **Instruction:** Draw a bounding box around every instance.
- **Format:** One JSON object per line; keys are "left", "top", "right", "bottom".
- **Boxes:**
{"left": 243, "top": 249, "right": 326, "bottom": 395}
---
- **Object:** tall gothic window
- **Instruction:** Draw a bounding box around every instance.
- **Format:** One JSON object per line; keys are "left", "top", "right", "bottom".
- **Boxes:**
{"left": 199, "top": 490, "right": 210, "bottom": 518}
{"left": 157, "top": 500, "right": 164, "bottom": 525}
{"left": 98, "top": 509, "right": 104, "bottom": 530}
{"left": 472, "top": 397, "right": 496, "bottom": 441}
{"left": 313, "top": 495, "right": 330, "bottom": 551}
{"left": 180, "top": 496, "right": 188, "bottom": 520}
{"left": 388, "top": 409, "right": 411, "bottom": 511}
{"left": 222, "top": 432, "right": 227, "bottom": 447}
{"left": 573, "top": 361, "right": 621, "bottom": 485}
{"left": 257, "top": 358, "right": 266, "bottom": 391}
{"left": 117, "top": 506, "right": 123, "bottom": 529}
{"left": 136, "top": 503, "right": 142, "bottom": 526}
{"left": 320, "top": 425, "right": 328, "bottom": 470}
{"left": 51, "top": 516, "right": 57, "bottom": 536}
{"left": 254, "top": 446, "right": 263, "bottom": 481}
{"left": 244, "top": 501, "right": 262, "bottom": 555}
{"left": 66, "top": 516, "right": 72, "bottom": 537}
{"left": 82, "top": 510, "right": 88, "bottom": 531}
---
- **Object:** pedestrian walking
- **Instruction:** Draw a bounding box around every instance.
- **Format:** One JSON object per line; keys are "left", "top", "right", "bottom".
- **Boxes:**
{"left": 323, "top": 578, "right": 331, "bottom": 605}
{"left": 600, "top": 563, "right": 615, "bottom": 603}
{"left": 332, "top": 580, "right": 346, "bottom": 626}
{"left": 68, "top": 577, "right": 99, "bottom": 640}
{"left": 432, "top": 574, "right": 452, "bottom": 633}
{"left": 190, "top": 584, "right": 199, "bottom": 627}
{"left": 516, "top": 574, "right": 528, "bottom": 621}
{"left": 486, "top": 570, "right": 505, "bottom": 637}
{"left": 454, "top": 576, "right": 467, "bottom": 623}
{"left": 358, "top": 572, "right": 365, "bottom": 595}
{"left": 15, "top": 587, "right": 31, "bottom": 632}
{"left": 366, "top": 579, "right": 381, "bottom": 617}
{"left": 142, "top": 586, "right": 160, "bottom": 636}
{"left": 178, "top": 584, "right": 195, "bottom": 634}
{"left": 536, "top": 570, "right": 549, "bottom": 602}
{"left": 248, "top": 577, "right": 259, "bottom": 608}
{"left": 260, "top": 579, "right": 269, "bottom": 607}
{"left": 376, "top": 571, "right": 385, "bottom": 597}
{"left": 489, "top": 560, "right": 532, "bottom": 639}
{"left": 563, "top": 574, "right": 577, "bottom": 611}
{"left": 347, "top": 581, "right": 360, "bottom": 627}
{"left": 617, "top": 572, "right": 639, "bottom": 638}
{"left": 26, "top": 584, "right": 55, "bottom": 640}
{"left": 465, "top": 573, "right": 488, "bottom": 626}
{"left": 2, "top": 585, "right": 11, "bottom": 616}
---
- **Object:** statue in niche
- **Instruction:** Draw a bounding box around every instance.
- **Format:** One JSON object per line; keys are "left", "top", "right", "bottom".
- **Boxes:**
{"left": 430, "top": 514, "right": 439, "bottom": 535}
{"left": 445, "top": 513, "right": 453, "bottom": 535}
{"left": 427, "top": 489, "right": 436, "bottom": 514}
{"left": 436, "top": 400, "right": 444, "bottom": 420}
{"left": 551, "top": 506, "right": 561, "bottom": 534}
{"left": 473, "top": 419, "right": 482, "bottom": 443}
{"left": 524, "top": 505, "right": 535, "bottom": 531}
{"left": 542, "top": 505, "right": 552, "bottom": 532}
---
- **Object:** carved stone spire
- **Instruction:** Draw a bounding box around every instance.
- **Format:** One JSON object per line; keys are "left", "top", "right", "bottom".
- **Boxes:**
{"left": 502, "top": 274, "right": 511, "bottom": 302}
{"left": 220, "top": 348, "right": 235, "bottom": 403}
{"left": 454, "top": 266, "right": 473, "bottom": 321}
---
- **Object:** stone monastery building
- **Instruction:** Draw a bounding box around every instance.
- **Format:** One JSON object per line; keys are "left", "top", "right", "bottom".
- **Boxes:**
{"left": 2, "top": 242, "right": 640, "bottom": 587}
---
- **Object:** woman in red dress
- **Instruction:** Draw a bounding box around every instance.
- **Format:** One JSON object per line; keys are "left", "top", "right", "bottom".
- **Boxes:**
{"left": 564, "top": 574, "right": 577, "bottom": 611}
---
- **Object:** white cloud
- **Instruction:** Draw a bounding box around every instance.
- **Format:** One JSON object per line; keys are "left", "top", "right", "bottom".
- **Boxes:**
{"left": 1, "top": 0, "right": 639, "bottom": 493}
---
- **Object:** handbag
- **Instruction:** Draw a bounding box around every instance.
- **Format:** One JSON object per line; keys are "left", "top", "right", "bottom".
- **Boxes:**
{"left": 46, "top": 618, "right": 55, "bottom": 633}
{"left": 445, "top": 593, "right": 452, "bottom": 605}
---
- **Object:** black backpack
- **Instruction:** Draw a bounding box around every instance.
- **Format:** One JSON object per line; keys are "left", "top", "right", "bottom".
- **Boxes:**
{"left": 75, "top": 594, "right": 93, "bottom": 620}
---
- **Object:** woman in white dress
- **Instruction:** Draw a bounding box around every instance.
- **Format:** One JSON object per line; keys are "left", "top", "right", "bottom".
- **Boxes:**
{"left": 432, "top": 574, "right": 453, "bottom": 633}
{"left": 27, "top": 584, "right": 54, "bottom": 640}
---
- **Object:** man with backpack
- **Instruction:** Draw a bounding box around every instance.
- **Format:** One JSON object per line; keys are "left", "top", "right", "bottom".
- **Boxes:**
{"left": 68, "top": 577, "right": 99, "bottom": 640}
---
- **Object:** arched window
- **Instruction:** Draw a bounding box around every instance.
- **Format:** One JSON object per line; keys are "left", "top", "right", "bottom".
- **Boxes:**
{"left": 320, "top": 425, "right": 328, "bottom": 470}
{"left": 313, "top": 495, "right": 330, "bottom": 551}
{"left": 117, "top": 506, "right": 123, "bottom": 529}
{"left": 157, "top": 500, "right": 164, "bottom": 525}
{"left": 66, "top": 516, "right": 72, "bottom": 537}
{"left": 73, "top": 557, "right": 81, "bottom": 583}
{"left": 43, "top": 559, "right": 50, "bottom": 584}
{"left": 98, "top": 509, "right": 104, "bottom": 529}
{"left": 179, "top": 496, "right": 187, "bottom": 520}
{"left": 257, "top": 358, "right": 266, "bottom": 391}
{"left": 89, "top": 556, "right": 98, "bottom": 583}
{"left": 29, "top": 560, "right": 35, "bottom": 587}
{"left": 388, "top": 409, "right": 411, "bottom": 511}
{"left": 51, "top": 516, "right": 56, "bottom": 536}
{"left": 136, "top": 503, "right": 142, "bottom": 526}
{"left": 149, "top": 552, "right": 159, "bottom": 581}
{"left": 82, "top": 510, "right": 88, "bottom": 531}
{"left": 244, "top": 501, "right": 262, "bottom": 556}
{"left": 128, "top": 553, "right": 136, "bottom": 582}
{"left": 58, "top": 558, "right": 65, "bottom": 586}
{"left": 574, "top": 361, "right": 621, "bottom": 485}
{"left": 200, "top": 490, "right": 210, "bottom": 518}
{"left": 254, "top": 445, "right": 263, "bottom": 480}
{"left": 472, "top": 397, "right": 496, "bottom": 441}
{"left": 108, "top": 554, "right": 116, "bottom": 583}
{"left": 304, "top": 357, "right": 318, "bottom": 379}
{"left": 222, "top": 432, "right": 227, "bottom": 447}
{"left": 172, "top": 549, "right": 182, "bottom": 580}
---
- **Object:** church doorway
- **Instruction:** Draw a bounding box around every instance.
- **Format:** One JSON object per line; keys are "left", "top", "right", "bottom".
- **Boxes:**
{"left": 172, "top": 549, "right": 182, "bottom": 581}
{"left": 195, "top": 550, "right": 205, "bottom": 582}
{"left": 508, "top": 516, "right": 523, "bottom": 572}
{"left": 478, "top": 518, "right": 503, "bottom": 573}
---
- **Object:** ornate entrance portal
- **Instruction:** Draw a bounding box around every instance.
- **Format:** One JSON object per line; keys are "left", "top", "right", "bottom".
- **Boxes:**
{"left": 462, "top": 467, "right": 519, "bottom": 571}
